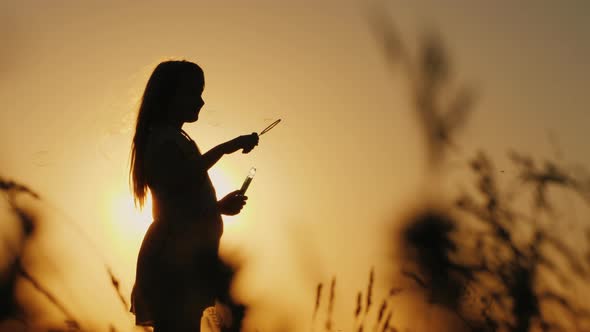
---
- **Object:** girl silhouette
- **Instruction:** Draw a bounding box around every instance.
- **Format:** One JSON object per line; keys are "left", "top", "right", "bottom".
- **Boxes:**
{"left": 129, "top": 60, "right": 258, "bottom": 331}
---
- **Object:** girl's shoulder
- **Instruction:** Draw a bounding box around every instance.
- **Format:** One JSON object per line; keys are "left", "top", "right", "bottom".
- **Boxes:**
{"left": 146, "top": 126, "right": 196, "bottom": 158}
{"left": 148, "top": 126, "right": 183, "bottom": 144}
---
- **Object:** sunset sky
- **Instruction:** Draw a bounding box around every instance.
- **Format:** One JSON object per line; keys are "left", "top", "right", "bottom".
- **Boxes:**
{"left": 1, "top": 1, "right": 589, "bottom": 331}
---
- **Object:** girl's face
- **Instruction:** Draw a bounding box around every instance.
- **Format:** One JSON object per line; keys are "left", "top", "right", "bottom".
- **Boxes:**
{"left": 170, "top": 75, "right": 205, "bottom": 124}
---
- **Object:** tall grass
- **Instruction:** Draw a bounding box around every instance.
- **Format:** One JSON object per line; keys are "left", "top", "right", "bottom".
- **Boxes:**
{"left": 300, "top": 3, "right": 590, "bottom": 332}
{"left": 0, "top": 176, "right": 149, "bottom": 331}
{"left": 310, "top": 269, "right": 403, "bottom": 332}
{"left": 367, "top": 3, "right": 590, "bottom": 331}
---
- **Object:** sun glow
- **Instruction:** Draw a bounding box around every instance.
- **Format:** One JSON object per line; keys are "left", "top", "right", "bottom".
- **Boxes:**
{"left": 111, "top": 191, "right": 153, "bottom": 237}
{"left": 105, "top": 166, "right": 247, "bottom": 251}
{"left": 209, "top": 166, "right": 252, "bottom": 234}
{"left": 209, "top": 167, "right": 238, "bottom": 225}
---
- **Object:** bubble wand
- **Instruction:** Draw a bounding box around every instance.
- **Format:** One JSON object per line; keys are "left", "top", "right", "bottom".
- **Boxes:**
{"left": 239, "top": 119, "right": 281, "bottom": 195}
{"left": 259, "top": 119, "right": 281, "bottom": 136}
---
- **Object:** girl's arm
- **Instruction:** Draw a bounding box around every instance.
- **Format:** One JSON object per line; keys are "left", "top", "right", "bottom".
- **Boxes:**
{"left": 201, "top": 133, "right": 259, "bottom": 170}
{"left": 201, "top": 143, "right": 229, "bottom": 171}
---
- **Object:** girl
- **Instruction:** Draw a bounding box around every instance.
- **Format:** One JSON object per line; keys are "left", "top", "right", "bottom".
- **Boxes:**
{"left": 129, "top": 60, "right": 258, "bottom": 331}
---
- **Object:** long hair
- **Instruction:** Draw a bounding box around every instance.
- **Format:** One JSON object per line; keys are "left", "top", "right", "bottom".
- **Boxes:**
{"left": 130, "top": 60, "right": 204, "bottom": 208}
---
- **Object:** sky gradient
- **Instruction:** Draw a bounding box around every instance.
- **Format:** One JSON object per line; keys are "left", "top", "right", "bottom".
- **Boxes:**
{"left": 1, "top": 1, "right": 589, "bottom": 331}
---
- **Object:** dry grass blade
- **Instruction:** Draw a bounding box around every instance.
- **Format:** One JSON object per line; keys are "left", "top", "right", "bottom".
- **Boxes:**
{"left": 17, "top": 261, "right": 80, "bottom": 328}
{"left": 364, "top": 1, "right": 409, "bottom": 72}
{"left": 365, "top": 268, "right": 374, "bottom": 314}
{"left": 313, "top": 282, "right": 323, "bottom": 323}
{"left": 107, "top": 266, "right": 129, "bottom": 310}
{"left": 325, "top": 277, "right": 336, "bottom": 331}
{"left": 354, "top": 291, "right": 362, "bottom": 319}
{"left": 372, "top": 299, "right": 388, "bottom": 332}
{"left": 381, "top": 311, "right": 392, "bottom": 332}
{"left": 0, "top": 177, "right": 40, "bottom": 199}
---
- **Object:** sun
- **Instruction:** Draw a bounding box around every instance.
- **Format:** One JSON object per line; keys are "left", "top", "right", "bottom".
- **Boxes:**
{"left": 111, "top": 191, "right": 153, "bottom": 237}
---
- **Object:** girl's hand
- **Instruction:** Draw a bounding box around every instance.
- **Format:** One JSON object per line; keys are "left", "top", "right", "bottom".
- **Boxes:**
{"left": 218, "top": 190, "right": 248, "bottom": 216}
{"left": 224, "top": 133, "right": 259, "bottom": 154}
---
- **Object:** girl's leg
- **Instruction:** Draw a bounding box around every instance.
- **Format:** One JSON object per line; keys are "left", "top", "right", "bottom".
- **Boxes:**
{"left": 153, "top": 300, "right": 206, "bottom": 332}
{"left": 153, "top": 317, "right": 200, "bottom": 332}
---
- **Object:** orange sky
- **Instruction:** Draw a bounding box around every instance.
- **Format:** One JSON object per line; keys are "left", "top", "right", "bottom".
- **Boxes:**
{"left": 1, "top": 1, "right": 589, "bottom": 331}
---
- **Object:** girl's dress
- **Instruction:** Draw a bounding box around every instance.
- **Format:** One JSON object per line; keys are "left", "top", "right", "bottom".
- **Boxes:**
{"left": 130, "top": 126, "right": 228, "bottom": 327}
